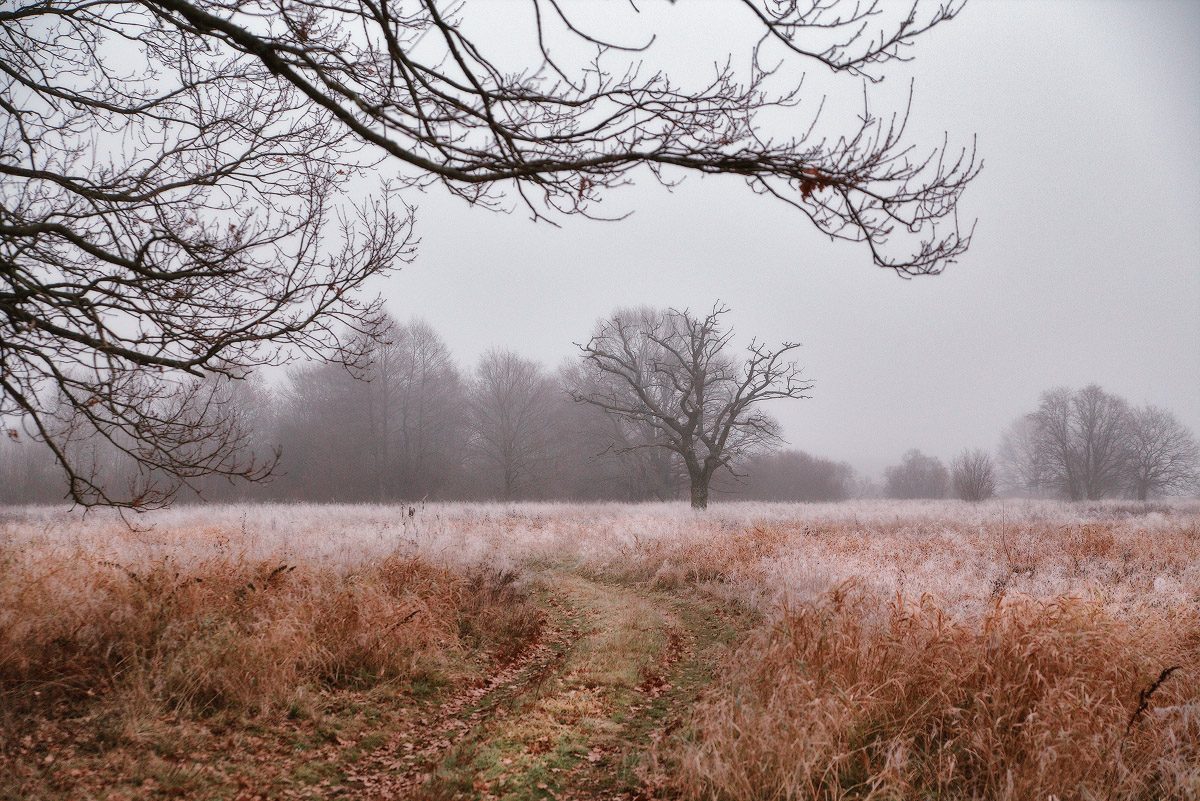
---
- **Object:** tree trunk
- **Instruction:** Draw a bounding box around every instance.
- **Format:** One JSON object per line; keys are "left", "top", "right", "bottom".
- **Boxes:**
{"left": 689, "top": 476, "right": 709, "bottom": 510}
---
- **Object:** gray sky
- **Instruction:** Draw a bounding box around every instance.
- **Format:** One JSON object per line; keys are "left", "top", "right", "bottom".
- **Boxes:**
{"left": 366, "top": 0, "right": 1200, "bottom": 477}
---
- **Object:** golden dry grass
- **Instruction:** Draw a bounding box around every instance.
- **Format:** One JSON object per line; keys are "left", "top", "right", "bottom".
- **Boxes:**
{"left": 0, "top": 524, "right": 544, "bottom": 787}
{"left": 623, "top": 503, "right": 1200, "bottom": 800}
{"left": 663, "top": 584, "right": 1199, "bottom": 799}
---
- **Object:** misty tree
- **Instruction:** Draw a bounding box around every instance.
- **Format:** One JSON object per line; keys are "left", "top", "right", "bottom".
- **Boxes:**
{"left": 1123, "top": 405, "right": 1199, "bottom": 501}
{"left": 722, "top": 449, "right": 855, "bottom": 502}
{"left": 468, "top": 349, "right": 559, "bottom": 501}
{"left": 276, "top": 315, "right": 467, "bottom": 501}
{"left": 0, "top": 5, "right": 418, "bottom": 507}
{"left": 183, "top": 374, "right": 278, "bottom": 502}
{"left": 276, "top": 361, "right": 377, "bottom": 501}
{"left": 570, "top": 305, "right": 811, "bottom": 510}
{"left": 356, "top": 317, "right": 468, "bottom": 500}
{"left": 31, "top": 368, "right": 277, "bottom": 507}
{"left": 0, "top": 438, "right": 64, "bottom": 504}
{"left": 884, "top": 449, "right": 948, "bottom": 499}
{"left": 1029, "top": 385, "right": 1131, "bottom": 501}
{"left": 1, "top": 0, "right": 977, "bottom": 507}
{"left": 557, "top": 359, "right": 686, "bottom": 502}
{"left": 950, "top": 448, "right": 997, "bottom": 502}
{"left": 1000, "top": 385, "right": 1199, "bottom": 502}
{"left": 997, "top": 416, "right": 1050, "bottom": 497}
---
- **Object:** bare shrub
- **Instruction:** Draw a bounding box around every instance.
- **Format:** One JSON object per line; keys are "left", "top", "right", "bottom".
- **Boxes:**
{"left": 951, "top": 448, "right": 997, "bottom": 502}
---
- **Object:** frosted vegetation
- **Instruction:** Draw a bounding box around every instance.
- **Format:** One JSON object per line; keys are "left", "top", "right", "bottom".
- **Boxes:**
{"left": 5, "top": 499, "right": 1199, "bottom": 622}
{"left": 3, "top": 499, "right": 1198, "bottom": 798}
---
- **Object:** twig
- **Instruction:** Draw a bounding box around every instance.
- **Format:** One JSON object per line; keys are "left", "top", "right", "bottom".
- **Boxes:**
{"left": 1126, "top": 665, "right": 1181, "bottom": 736}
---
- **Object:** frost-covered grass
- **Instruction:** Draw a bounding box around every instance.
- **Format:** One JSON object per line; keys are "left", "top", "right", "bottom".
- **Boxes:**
{"left": 6, "top": 498, "right": 1196, "bottom": 610}
{"left": 2, "top": 499, "right": 1198, "bottom": 799}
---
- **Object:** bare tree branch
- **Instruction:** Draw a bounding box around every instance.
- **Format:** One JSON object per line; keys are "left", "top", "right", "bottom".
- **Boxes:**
{"left": 2, "top": 0, "right": 975, "bottom": 507}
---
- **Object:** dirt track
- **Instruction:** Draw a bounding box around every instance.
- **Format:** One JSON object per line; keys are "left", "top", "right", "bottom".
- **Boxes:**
{"left": 356, "top": 567, "right": 749, "bottom": 800}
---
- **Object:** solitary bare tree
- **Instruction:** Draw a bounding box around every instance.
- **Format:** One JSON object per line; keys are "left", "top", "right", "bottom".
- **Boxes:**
{"left": 950, "top": 448, "right": 997, "bottom": 502}
{"left": 2, "top": 0, "right": 976, "bottom": 507}
{"left": 571, "top": 305, "right": 811, "bottom": 509}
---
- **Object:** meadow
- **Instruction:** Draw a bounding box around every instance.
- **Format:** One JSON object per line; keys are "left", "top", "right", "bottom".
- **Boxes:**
{"left": 1, "top": 500, "right": 1197, "bottom": 800}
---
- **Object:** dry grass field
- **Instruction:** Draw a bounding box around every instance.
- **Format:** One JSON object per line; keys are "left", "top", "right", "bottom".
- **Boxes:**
{"left": 2, "top": 500, "right": 1198, "bottom": 800}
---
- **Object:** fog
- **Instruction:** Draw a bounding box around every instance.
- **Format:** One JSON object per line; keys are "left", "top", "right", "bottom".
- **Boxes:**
{"left": 3, "top": 0, "right": 1197, "bottom": 504}
{"left": 366, "top": 0, "right": 1200, "bottom": 477}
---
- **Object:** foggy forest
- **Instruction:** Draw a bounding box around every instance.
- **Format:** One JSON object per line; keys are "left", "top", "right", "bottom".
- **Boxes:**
{"left": 3, "top": 310, "right": 1197, "bottom": 509}
{"left": 2, "top": 0, "right": 1199, "bottom": 799}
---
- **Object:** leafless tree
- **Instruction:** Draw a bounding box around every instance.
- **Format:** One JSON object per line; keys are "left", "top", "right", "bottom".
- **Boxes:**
{"left": 570, "top": 304, "right": 811, "bottom": 509}
{"left": 1070, "top": 384, "right": 1133, "bottom": 501}
{"left": 884, "top": 448, "right": 948, "bottom": 499}
{"left": 1, "top": 1, "right": 417, "bottom": 507}
{"left": 1125, "top": 405, "right": 1199, "bottom": 501}
{"left": 1026, "top": 388, "right": 1081, "bottom": 500}
{"left": 951, "top": 447, "right": 996, "bottom": 502}
{"left": 557, "top": 358, "right": 686, "bottom": 502}
{"left": 275, "top": 315, "right": 466, "bottom": 501}
{"left": 0, "top": 438, "right": 63, "bottom": 504}
{"left": 380, "top": 319, "right": 469, "bottom": 499}
{"left": 2, "top": 0, "right": 976, "bottom": 507}
{"left": 184, "top": 374, "right": 279, "bottom": 502}
{"left": 276, "top": 361, "right": 375, "bottom": 501}
{"left": 1002, "top": 388, "right": 1198, "bottom": 502}
{"left": 997, "top": 415, "right": 1050, "bottom": 497}
{"left": 1030, "top": 385, "right": 1131, "bottom": 501}
{"left": 468, "top": 349, "right": 558, "bottom": 501}
{"left": 349, "top": 315, "right": 467, "bottom": 501}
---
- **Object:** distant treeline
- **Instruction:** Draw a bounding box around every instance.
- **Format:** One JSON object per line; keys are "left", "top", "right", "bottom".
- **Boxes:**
{"left": 0, "top": 315, "right": 859, "bottom": 505}
{"left": 2, "top": 317, "right": 1195, "bottom": 506}
{"left": 878, "top": 384, "right": 1199, "bottom": 503}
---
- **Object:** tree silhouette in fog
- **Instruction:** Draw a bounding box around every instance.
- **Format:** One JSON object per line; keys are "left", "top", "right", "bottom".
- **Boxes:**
{"left": 571, "top": 305, "right": 811, "bottom": 510}
{"left": 469, "top": 350, "right": 560, "bottom": 501}
{"left": 1002, "top": 386, "right": 1199, "bottom": 501}
{"left": 885, "top": 449, "right": 948, "bottom": 500}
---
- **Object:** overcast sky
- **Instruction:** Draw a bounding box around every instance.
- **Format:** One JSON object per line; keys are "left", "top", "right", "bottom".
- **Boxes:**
{"left": 363, "top": 0, "right": 1200, "bottom": 477}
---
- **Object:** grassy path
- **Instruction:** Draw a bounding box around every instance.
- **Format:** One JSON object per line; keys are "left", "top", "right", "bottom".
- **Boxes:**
{"left": 377, "top": 567, "right": 750, "bottom": 801}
